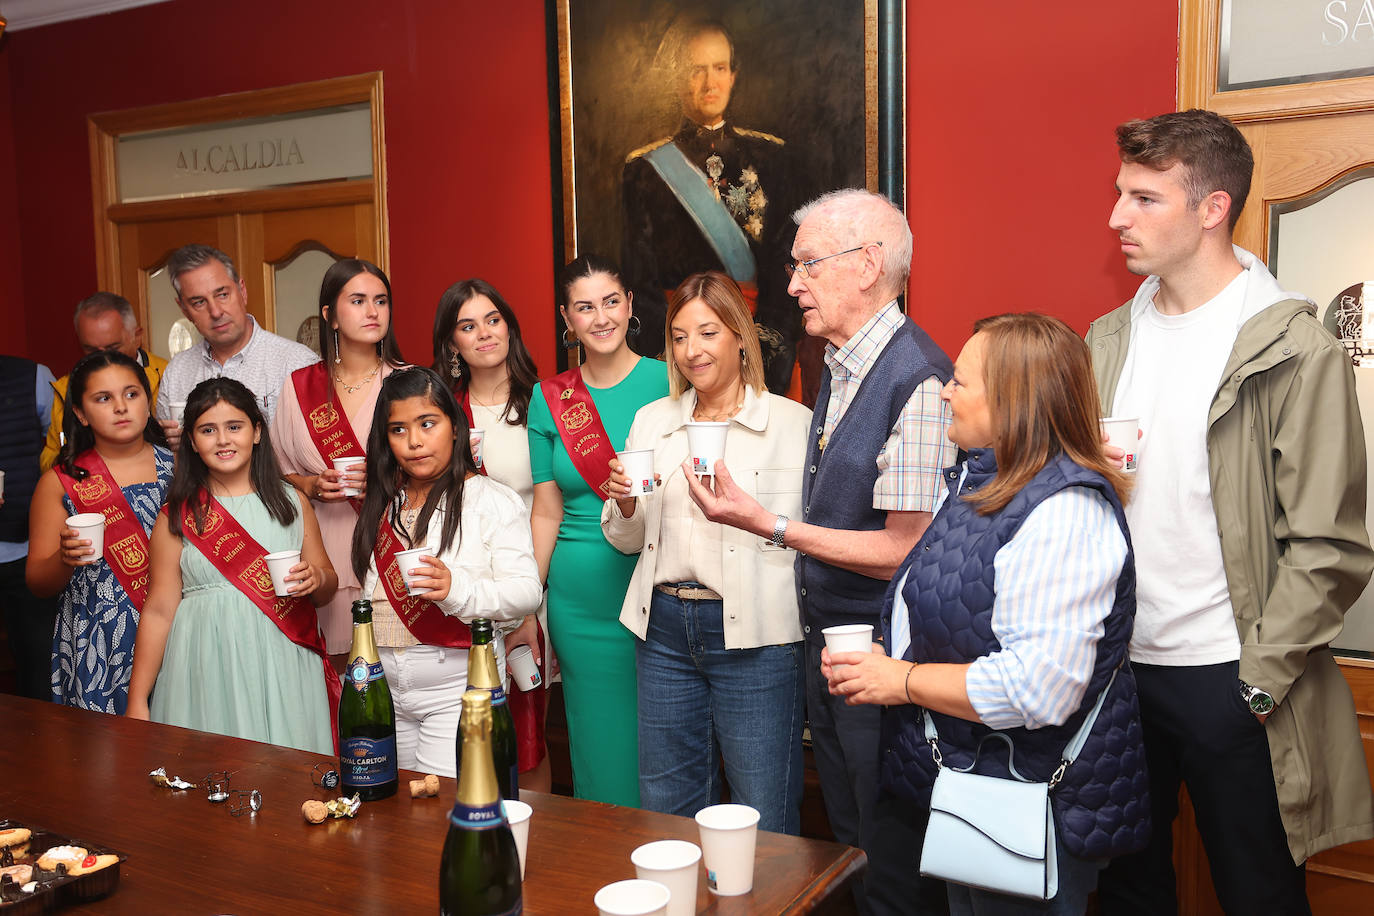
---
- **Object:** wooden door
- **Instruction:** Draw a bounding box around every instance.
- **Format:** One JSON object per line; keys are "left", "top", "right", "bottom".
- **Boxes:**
{"left": 1178, "top": 3, "right": 1374, "bottom": 912}
{"left": 111, "top": 184, "right": 377, "bottom": 360}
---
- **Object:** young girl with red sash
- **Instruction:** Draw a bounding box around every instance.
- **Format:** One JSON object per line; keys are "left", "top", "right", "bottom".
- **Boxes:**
{"left": 350, "top": 367, "right": 541, "bottom": 777}
{"left": 432, "top": 278, "right": 552, "bottom": 791}
{"left": 527, "top": 255, "right": 668, "bottom": 805}
{"left": 127, "top": 378, "right": 341, "bottom": 756}
{"left": 271, "top": 259, "right": 407, "bottom": 656}
{"left": 27, "top": 350, "right": 172, "bottom": 715}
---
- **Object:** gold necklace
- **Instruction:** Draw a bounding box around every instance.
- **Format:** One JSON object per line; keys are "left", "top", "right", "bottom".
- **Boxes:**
{"left": 335, "top": 358, "right": 383, "bottom": 394}
{"left": 693, "top": 394, "right": 744, "bottom": 423}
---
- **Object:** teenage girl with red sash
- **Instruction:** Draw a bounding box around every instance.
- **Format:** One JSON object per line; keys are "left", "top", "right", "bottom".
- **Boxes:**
{"left": 527, "top": 255, "right": 669, "bottom": 805}
{"left": 350, "top": 366, "right": 541, "bottom": 777}
{"left": 127, "top": 378, "right": 340, "bottom": 755}
{"left": 27, "top": 350, "right": 172, "bottom": 715}
{"left": 271, "top": 258, "right": 406, "bottom": 657}
{"left": 433, "top": 278, "right": 553, "bottom": 791}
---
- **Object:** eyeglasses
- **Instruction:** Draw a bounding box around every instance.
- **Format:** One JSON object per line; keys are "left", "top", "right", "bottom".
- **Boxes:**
{"left": 784, "top": 242, "right": 880, "bottom": 280}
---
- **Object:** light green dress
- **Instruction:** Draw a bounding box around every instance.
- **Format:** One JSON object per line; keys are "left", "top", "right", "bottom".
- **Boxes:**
{"left": 528, "top": 358, "right": 669, "bottom": 805}
{"left": 150, "top": 489, "right": 333, "bottom": 755}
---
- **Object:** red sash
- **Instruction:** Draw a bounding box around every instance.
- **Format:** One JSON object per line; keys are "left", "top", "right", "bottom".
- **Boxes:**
{"left": 55, "top": 450, "right": 154, "bottom": 610}
{"left": 455, "top": 388, "right": 488, "bottom": 477}
{"left": 179, "top": 490, "right": 343, "bottom": 751}
{"left": 373, "top": 517, "right": 472, "bottom": 648}
{"left": 291, "top": 363, "right": 365, "bottom": 512}
{"left": 539, "top": 367, "right": 617, "bottom": 501}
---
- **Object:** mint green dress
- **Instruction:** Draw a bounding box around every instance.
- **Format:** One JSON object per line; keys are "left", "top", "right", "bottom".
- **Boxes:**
{"left": 150, "top": 489, "right": 333, "bottom": 755}
{"left": 528, "top": 358, "right": 669, "bottom": 805}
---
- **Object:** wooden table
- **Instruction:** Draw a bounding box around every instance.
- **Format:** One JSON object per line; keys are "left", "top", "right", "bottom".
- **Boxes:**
{"left": 0, "top": 696, "right": 864, "bottom": 913}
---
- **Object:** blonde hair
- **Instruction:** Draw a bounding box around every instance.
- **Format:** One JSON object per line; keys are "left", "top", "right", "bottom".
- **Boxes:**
{"left": 964, "top": 313, "right": 1131, "bottom": 515}
{"left": 663, "top": 272, "right": 766, "bottom": 397}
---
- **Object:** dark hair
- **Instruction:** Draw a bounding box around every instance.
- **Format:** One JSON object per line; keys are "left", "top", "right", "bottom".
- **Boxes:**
{"left": 430, "top": 278, "right": 539, "bottom": 426}
{"left": 318, "top": 258, "right": 406, "bottom": 371}
{"left": 166, "top": 378, "right": 297, "bottom": 537}
{"left": 964, "top": 313, "right": 1130, "bottom": 515}
{"left": 1115, "top": 109, "right": 1253, "bottom": 231}
{"left": 558, "top": 254, "right": 627, "bottom": 309}
{"left": 56, "top": 350, "right": 167, "bottom": 480}
{"left": 167, "top": 244, "right": 240, "bottom": 297}
{"left": 350, "top": 367, "right": 476, "bottom": 581}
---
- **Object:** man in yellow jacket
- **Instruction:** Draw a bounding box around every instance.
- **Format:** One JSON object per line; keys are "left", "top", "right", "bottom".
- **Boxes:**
{"left": 41, "top": 292, "right": 167, "bottom": 471}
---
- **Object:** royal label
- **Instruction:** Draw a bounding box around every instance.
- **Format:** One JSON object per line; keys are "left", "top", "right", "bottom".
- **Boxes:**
{"left": 347, "top": 657, "right": 386, "bottom": 693}
{"left": 449, "top": 801, "right": 507, "bottom": 831}
{"left": 341, "top": 734, "right": 397, "bottom": 786}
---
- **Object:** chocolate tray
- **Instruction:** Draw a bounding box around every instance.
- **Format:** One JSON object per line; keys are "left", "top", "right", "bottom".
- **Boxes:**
{"left": 0, "top": 820, "right": 126, "bottom": 913}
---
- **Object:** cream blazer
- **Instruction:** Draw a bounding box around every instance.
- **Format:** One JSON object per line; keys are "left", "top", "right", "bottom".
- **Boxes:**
{"left": 602, "top": 386, "right": 810, "bottom": 649}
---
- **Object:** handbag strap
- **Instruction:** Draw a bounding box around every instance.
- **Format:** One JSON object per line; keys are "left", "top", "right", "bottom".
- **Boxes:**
{"left": 923, "top": 667, "right": 1120, "bottom": 789}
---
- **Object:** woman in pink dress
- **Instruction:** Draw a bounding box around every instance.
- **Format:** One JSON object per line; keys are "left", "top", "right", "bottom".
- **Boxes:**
{"left": 272, "top": 259, "right": 406, "bottom": 657}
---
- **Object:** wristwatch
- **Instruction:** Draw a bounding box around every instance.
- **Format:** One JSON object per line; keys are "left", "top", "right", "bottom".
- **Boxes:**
{"left": 771, "top": 515, "right": 789, "bottom": 548}
{"left": 1239, "top": 679, "right": 1275, "bottom": 716}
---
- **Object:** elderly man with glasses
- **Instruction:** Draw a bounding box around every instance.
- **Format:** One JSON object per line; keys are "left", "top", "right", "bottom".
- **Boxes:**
{"left": 687, "top": 188, "right": 954, "bottom": 915}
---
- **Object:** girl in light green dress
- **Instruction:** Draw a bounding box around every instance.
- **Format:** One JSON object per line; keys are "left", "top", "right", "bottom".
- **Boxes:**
{"left": 127, "top": 378, "right": 338, "bottom": 754}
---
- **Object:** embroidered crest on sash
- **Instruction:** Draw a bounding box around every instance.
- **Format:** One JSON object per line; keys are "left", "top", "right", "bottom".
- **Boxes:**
{"left": 308, "top": 401, "right": 340, "bottom": 433}
{"left": 72, "top": 475, "right": 112, "bottom": 503}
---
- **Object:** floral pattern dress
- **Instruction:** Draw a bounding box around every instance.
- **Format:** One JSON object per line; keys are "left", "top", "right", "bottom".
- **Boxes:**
{"left": 52, "top": 446, "right": 173, "bottom": 715}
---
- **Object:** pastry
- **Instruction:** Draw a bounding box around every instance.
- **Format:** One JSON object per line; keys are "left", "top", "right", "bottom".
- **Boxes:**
{"left": 0, "top": 863, "right": 32, "bottom": 884}
{"left": 65, "top": 854, "right": 119, "bottom": 876}
{"left": 36, "top": 845, "right": 87, "bottom": 871}
{"left": 0, "top": 827, "right": 30, "bottom": 848}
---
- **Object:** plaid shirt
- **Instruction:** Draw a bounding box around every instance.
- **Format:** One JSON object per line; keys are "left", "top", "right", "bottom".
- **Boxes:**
{"left": 821, "top": 301, "right": 954, "bottom": 512}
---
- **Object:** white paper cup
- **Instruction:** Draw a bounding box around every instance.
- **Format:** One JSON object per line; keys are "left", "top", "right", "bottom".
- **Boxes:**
{"left": 632, "top": 840, "right": 701, "bottom": 916}
{"left": 169, "top": 401, "right": 187, "bottom": 424}
{"left": 507, "top": 644, "right": 542, "bottom": 692}
{"left": 332, "top": 455, "right": 366, "bottom": 496}
{"left": 618, "top": 448, "right": 656, "bottom": 497}
{"left": 822, "top": 624, "right": 874, "bottom": 657}
{"left": 1100, "top": 416, "right": 1139, "bottom": 473}
{"left": 264, "top": 550, "right": 302, "bottom": 597}
{"left": 469, "top": 428, "right": 485, "bottom": 470}
{"left": 694, "top": 803, "right": 760, "bottom": 896}
{"left": 594, "top": 879, "right": 671, "bottom": 916}
{"left": 685, "top": 421, "right": 729, "bottom": 477}
{"left": 66, "top": 512, "right": 105, "bottom": 564}
{"left": 395, "top": 547, "right": 435, "bottom": 597}
{"left": 503, "top": 799, "right": 532, "bottom": 880}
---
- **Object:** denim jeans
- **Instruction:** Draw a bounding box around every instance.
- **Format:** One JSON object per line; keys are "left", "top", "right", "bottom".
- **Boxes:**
{"left": 637, "top": 587, "right": 804, "bottom": 834}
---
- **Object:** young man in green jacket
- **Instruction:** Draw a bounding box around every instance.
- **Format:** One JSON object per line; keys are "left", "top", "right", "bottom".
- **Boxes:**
{"left": 1088, "top": 109, "right": 1374, "bottom": 914}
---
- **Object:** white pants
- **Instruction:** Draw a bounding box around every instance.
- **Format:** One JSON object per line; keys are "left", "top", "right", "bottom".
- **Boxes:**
{"left": 379, "top": 640, "right": 506, "bottom": 778}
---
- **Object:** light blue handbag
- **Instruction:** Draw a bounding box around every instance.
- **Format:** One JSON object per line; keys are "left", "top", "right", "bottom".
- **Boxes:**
{"left": 918, "top": 670, "right": 1117, "bottom": 901}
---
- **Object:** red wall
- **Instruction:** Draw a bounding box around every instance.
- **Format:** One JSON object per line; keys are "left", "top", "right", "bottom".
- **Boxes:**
{"left": 0, "top": 0, "right": 1178, "bottom": 375}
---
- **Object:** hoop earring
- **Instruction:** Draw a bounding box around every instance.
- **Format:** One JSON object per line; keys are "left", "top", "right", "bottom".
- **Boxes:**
{"left": 562, "top": 327, "right": 580, "bottom": 350}
{"left": 333, "top": 330, "right": 341, "bottom": 364}
{"left": 628, "top": 315, "right": 642, "bottom": 335}
{"left": 449, "top": 352, "right": 463, "bottom": 379}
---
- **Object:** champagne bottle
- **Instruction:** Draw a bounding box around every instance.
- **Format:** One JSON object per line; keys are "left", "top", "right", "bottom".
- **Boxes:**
{"left": 456, "top": 619, "right": 519, "bottom": 799}
{"left": 440, "top": 689, "right": 523, "bottom": 916}
{"left": 338, "top": 599, "right": 398, "bottom": 801}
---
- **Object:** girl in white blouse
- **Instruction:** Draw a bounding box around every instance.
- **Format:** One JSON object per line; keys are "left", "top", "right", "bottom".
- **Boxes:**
{"left": 602, "top": 272, "right": 811, "bottom": 834}
{"left": 351, "top": 367, "right": 541, "bottom": 777}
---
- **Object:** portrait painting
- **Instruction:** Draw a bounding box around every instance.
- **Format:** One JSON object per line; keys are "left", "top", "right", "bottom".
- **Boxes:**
{"left": 551, "top": 0, "right": 897, "bottom": 403}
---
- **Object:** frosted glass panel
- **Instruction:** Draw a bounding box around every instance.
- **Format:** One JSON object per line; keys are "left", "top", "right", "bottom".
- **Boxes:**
{"left": 272, "top": 247, "right": 338, "bottom": 356}
{"left": 1272, "top": 174, "right": 1374, "bottom": 654}
{"left": 146, "top": 266, "right": 199, "bottom": 359}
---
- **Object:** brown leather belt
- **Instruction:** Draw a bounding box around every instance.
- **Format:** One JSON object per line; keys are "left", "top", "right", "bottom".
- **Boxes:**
{"left": 654, "top": 583, "right": 722, "bottom": 601}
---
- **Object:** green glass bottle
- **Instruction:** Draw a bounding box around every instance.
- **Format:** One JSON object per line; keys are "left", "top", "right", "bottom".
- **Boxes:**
{"left": 338, "top": 599, "right": 398, "bottom": 801}
{"left": 439, "top": 689, "right": 523, "bottom": 916}
{"left": 456, "top": 619, "right": 519, "bottom": 799}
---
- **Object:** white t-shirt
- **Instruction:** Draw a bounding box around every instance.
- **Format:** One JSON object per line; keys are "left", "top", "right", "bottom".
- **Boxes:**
{"left": 1112, "top": 272, "right": 1247, "bottom": 665}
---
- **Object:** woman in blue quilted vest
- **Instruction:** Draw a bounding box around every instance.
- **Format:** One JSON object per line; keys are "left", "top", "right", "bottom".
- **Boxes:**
{"left": 823, "top": 313, "right": 1149, "bottom": 915}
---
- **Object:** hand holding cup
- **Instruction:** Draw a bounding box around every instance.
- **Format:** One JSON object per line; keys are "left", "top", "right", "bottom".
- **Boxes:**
{"left": 59, "top": 525, "right": 96, "bottom": 567}
{"left": 403, "top": 553, "right": 451, "bottom": 601}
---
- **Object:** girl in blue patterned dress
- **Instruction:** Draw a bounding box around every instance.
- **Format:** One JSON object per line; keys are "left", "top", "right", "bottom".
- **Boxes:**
{"left": 27, "top": 350, "right": 172, "bottom": 715}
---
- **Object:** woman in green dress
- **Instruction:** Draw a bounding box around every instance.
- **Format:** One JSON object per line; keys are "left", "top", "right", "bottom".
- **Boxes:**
{"left": 528, "top": 255, "right": 668, "bottom": 804}
{"left": 127, "top": 378, "right": 337, "bottom": 755}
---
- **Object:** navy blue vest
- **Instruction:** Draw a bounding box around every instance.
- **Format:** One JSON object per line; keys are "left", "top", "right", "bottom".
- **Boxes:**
{"left": 880, "top": 450, "right": 1151, "bottom": 859}
{"left": 0, "top": 357, "right": 43, "bottom": 544}
{"left": 796, "top": 319, "right": 952, "bottom": 643}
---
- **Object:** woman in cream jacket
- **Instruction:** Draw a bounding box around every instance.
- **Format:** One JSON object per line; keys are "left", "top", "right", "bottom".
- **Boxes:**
{"left": 602, "top": 272, "right": 810, "bottom": 834}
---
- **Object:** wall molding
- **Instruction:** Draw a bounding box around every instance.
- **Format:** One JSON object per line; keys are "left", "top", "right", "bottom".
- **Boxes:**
{"left": 2, "top": 0, "right": 172, "bottom": 32}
